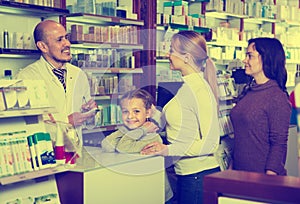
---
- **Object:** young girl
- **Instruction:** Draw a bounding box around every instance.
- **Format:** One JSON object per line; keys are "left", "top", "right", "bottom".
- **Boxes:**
{"left": 101, "top": 88, "right": 173, "bottom": 203}
{"left": 101, "top": 88, "right": 162, "bottom": 153}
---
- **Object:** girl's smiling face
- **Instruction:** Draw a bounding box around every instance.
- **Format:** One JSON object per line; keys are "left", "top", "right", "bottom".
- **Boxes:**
{"left": 121, "top": 97, "right": 150, "bottom": 130}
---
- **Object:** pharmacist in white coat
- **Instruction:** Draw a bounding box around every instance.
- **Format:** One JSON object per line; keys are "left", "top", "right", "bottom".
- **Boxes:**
{"left": 16, "top": 20, "right": 97, "bottom": 161}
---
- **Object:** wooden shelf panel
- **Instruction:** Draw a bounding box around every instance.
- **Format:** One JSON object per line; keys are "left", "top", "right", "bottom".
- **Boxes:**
{"left": 0, "top": 165, "right": 68, "bottom": 185}
{"left": 66, "top": 13, "right": 144, "bottom": 26}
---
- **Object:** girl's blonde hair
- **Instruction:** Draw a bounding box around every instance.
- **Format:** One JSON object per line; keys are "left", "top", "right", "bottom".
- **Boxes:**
{"left": 120, "top": 88, "right": 154, "bottom": 110}
{"left": 171, "top": 30, "right": 219, "bottom": 104}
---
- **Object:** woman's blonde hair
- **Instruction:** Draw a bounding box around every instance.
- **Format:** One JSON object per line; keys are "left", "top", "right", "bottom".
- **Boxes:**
{"left": 171, "top": 30, "right": 219, "bottom": 104}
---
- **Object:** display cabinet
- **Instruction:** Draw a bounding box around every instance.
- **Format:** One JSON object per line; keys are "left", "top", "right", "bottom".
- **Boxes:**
{"left": 0, "top": 107, "right": 69, "bottom": 203}
{"left": 0, "top": 2, "right": 69, "bottom": 203}
{"left": 56, "top": 146, "right": 165, "bottom": 204}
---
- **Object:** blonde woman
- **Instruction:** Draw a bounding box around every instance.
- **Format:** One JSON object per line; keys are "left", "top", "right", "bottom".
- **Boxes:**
{"left": 141, "top": 30, "right": 220, "bottom": 204}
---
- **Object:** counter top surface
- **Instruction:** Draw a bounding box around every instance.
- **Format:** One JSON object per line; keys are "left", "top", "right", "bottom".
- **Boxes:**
{"left": 70, "top": 146, "right": 164, "bottom": 175}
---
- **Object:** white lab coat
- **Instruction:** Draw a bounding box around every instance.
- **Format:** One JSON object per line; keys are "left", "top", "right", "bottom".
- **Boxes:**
{"left": 16, "top": 56, "right": 92, "bottom": 151}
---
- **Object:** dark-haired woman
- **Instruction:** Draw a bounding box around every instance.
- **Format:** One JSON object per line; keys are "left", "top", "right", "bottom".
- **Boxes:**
{"left": 230, "top": 37, "right": 292, "bottom": 175}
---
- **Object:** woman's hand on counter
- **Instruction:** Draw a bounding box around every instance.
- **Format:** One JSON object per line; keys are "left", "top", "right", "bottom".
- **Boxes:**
{"left": 141, "top": 141, "right": 168, "bottom": 156}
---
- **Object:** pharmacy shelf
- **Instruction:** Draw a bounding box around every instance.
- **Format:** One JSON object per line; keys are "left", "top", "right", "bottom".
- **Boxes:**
{"left": 286, "top": 59, "right": 300, "bottom": 64}
{"left": 82, "top": 125, "right": 118, "bottom": 134}
{"left": 0, "top": 1, "right": 69, "bottom": 17}
{"left": 219, "top": 96, "right": 234, "bottom": 101}
{"left": 83, "top": 67, "right": 143, "bottom": 74}
{"left": 205, "top": 10, "right": 247, "bottom": 20}
{"left": 186, "top": 0, "right": 210, "bottom": 2}
{"left": 0, "top": 48, "right": 40, "bottom": 58}
{"left": 278, "top": 19, "right": 300, "bottom": 27}
{"left": 0, "top": 165, "right": 68, "bottom": 185}
{"left": 207, "top": 40, "right": 248, "bottom": 48}
{"left": 71, "top": 42, "right": 143, "bottom": 50}
{"left": 243, "top": 17, "right": 277, "bottom": 24}
{"left": 156, "top": 57, "right": 169, "bottom": 63}
{"left": 66, "top": 13, "right": 144, "bottom": 26}
{"left": 91, "top": 93, "right": 123, "bottom": 100}
{"left": 213, "top": 59, "right": 233, "bottom": 66}
{"left": 0, "top": 107, "right": 56, "bottom": 118}
{"left": 284, "top": 44, "right": 300, "bottom": 48}
{"left": 92, "top": 95, "right": 115, "bottom": 100}
{"left": 157, "top": 23, "right": 210, "bottom": 33}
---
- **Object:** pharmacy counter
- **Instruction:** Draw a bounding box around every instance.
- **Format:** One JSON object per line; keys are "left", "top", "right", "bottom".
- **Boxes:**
{"left": 56, "top": 146, "right": 165, "bottom": 204}
{"left": 203, "top": 170, "right": 300, "bottom": 204}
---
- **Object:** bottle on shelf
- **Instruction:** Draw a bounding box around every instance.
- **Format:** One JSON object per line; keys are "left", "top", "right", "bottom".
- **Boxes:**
{"left": 3, "top": 29, "right": 9, "bottom": 49}
{"left": 295, "top": 64, "right": 300, "bottom": 85}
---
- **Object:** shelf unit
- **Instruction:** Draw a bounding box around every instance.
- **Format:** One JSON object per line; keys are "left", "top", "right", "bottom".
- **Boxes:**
{"left": 70, "top": 42, "right": 144, "bottom": 50}
{"left": 82, "top": 67, "right": 143, "bottom": 74}
{"left": 82, "top": 125, "right": 118, "bottom": 135}
{"left": 157, "top": 23, "right": 210, "bottom": 33}
{"left": 0, "top": 1, "right": 70, "bottom": 202}
{"left": 0, "top": 107, "right": 64, "bottom": 203}
{"left": 0, "top": 1, "right": 69, "bottom": 78}
{"left": 0, "top": 107, "right": 56, "bottom": 118}
{"left": 205, "top": 10, "right": 248, "bottom": 19}
{"left": 66, "top": 13, "right": 144, "bottom": 26}
{"left": 0, "top": 1, "right": 69, "bottom": 18}
{"left": 0, "top": 165, "right": 68, "bottom": 186}
{"left": 65, "top": 11, "right": 145, "bottom": 137}
{"left": 0, "top": 48, "right": 40, "bottom": 55}
{"left": 65, "top": 11, "right": 144, "bottom": 71}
